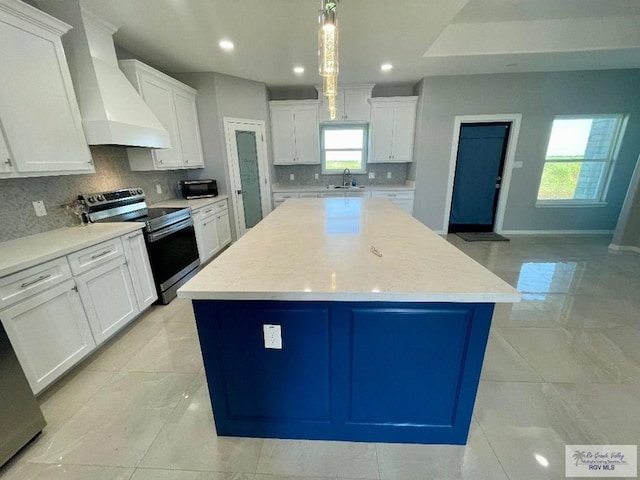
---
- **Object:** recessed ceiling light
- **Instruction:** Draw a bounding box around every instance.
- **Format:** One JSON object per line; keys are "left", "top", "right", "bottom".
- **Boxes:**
{"left": 381, "top": 63, "right": 393, "bottom": 72}
{"left": 219, "top": 40, "right": 234, "bottom": 51}
{"left": 293, "top": 66, "right": 305, "bottom": 74}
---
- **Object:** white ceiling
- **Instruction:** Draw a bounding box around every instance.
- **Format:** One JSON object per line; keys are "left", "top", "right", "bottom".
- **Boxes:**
{"left": 74, "top": 0, "right": 640, "bottom": 86}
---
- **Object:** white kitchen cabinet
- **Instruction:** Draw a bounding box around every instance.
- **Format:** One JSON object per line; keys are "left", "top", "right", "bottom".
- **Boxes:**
{"left": 0, "top": 121, "right": 13, "bottom": 174}
{"left": 122, "top": 230, "right": 157, "bottom": 310}
{"left": 371, "top": 190, "right": 415, "bottom": 215}
{"left": 75, "top": 256, "right": 139, "bottom": 346}
{"left": 272, "top": 192, "right": 299, "bottom": 208}
{"left": 193, "top": 199, "right": 231, "bottom": 264}
{"left": 316, "top": 85, "right": 374, "bottom": 122}
{"left": 216, "top": 209, "right": 232, "bottom": 247}
{"left": 0, "top": 0, "right": 93, "bottom": 178}
{"left": 0, "top": 280, "right": 96, "bottom": 394}
{"left": 369, "top": 97, "right": 418, "bottom": 163}
{"left": 193, "top": 205, "right": 220, "bottom": 264}
{"left": 120, "top": 59, "right": 204, "bottom": 171}
{"left": 269, "top": 101, "right": 320, "bottom": 165}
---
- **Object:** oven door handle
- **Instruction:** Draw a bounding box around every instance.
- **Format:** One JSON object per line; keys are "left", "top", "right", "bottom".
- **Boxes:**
{"left": 146, "top": 217, "right": 194, "bottom": 243}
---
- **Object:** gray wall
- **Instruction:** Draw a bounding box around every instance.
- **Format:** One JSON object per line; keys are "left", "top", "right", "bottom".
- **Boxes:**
{"left": 412, "top": 70, "right": 640, "bottom": 233}
{"left": 612, "top": 156, "right": 640, "bottom": 249}
{"left": 0, "top": 146, "right": 183, "bottom": 242}
{"left": 176, "top": 72, "right": 272, "bottom": 239}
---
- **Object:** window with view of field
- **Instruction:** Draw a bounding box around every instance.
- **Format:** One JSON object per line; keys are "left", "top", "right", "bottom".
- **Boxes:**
{"left": 537, "top": 115, "right": 626, "bottom": 204}
{"left": 321, "top": 124, "right": 368, "bottom": 174}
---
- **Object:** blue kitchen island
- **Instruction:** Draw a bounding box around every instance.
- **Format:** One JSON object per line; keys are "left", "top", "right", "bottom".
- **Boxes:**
{"left": 178, "top": 198, "right": 520, "bottom": 445}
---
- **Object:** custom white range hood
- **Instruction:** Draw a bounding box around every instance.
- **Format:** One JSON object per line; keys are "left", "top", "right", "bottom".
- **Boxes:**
{"left": 38, "top": 0, "right": 170, "bottom": 148}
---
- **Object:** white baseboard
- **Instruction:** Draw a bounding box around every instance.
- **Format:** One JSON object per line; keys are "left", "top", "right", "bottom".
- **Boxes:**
{"left": 498, "top": 229, "right": 615, "bottom": 236}
{"left": 608, "top": 244, "right": 640, "bottom": 254}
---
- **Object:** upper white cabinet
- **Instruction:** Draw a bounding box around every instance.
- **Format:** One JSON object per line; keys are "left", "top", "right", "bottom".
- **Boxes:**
{"left": 0, "top": 0, "right": 93, "bottom": 178}
{"left": 119, "top": 59, "right": 205, "bottom": 171}
{"left": 316, "top": 85, "right": 374, "bottom": 122}
{"left": 269, "top": 101, "right": 320, "bottom": 165}
{"left": 369, "top": 97, "right": 418, "bottom": 163}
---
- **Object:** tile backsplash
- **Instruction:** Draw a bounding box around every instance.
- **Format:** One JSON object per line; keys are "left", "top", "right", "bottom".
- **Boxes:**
{"left": 274, "top": 163, "right": 408, "bottom": 187}
{"left": 0, "top": 146, "right": 184, "bottom": 242}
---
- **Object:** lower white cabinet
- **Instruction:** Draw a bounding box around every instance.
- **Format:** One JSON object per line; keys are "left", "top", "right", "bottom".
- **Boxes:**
{"left": 195, "top": 208, "right": 220, "bottom": 263}
{"left": 371, "top": 191, "right": 415, "bottom": 215}
{"left": 0, "top": 228, "right": 156, "bottom": 394}
{"left": 217, "top": 210, "right": 232, "bottom": 247}
{"left": 1, "top": 279, "right": 96, "bottom": 394}
{"left": 122, "top": 230, "right": 157, "bottom": 310}
{"left": 75, "top": 256, "right": 139, "bottom": 345}
{"left": 193, "top": 199, "right": 232, "bottom": 264}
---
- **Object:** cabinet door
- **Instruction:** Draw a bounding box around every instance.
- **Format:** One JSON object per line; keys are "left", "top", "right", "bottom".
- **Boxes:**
{"left": 216, "top": 210, "right": 232, "bottom": 248}
{"left": 0, "top": 121, "right": 14, "bottom": 175}
{"left": 319, "top": 91, "right": 345, "bottom": 122}
{"left": 369, "top": 104, "right": 395, "bottom": 162}
{"left": 293, "top": 105, "right": 320, "bottom": 164}
{"left": 0, "top": 14, "right": 92, "bottom": 173}
{"left": 200, "top": 214, "right": 221, "bottom": 262}
{"left": 76, "top": 257, "right": 139, "bottom": 345}
{"left": 174, "top": 89, "right": 205, "bottom": 168}
{"left": 392, "top": 103, "right": 417, "bottom": 162}
{"left": 122, "top": 231, "right": 157, "bottom": 310}
{"left": 343, "top": 89, "right": 371, "bottom": 121}
{"left": 271, "top": 107, "right": 296, "bottom": 164}
{"left": 138, "top": 72, "right": 183, "bottom": 168}
{"left": 0, "top": 280, "right": 95, "bottom": 394}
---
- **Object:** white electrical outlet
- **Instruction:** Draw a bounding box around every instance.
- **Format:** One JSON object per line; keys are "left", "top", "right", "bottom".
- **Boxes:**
{"left": 156, "top": 184, "right": 163, "bottom": 194}
{"left": 386, "top": 171, "right": 392, "bottom": 179}
{"left": 368, "top": 172, "right": 375, "bottom": 179}
{"left": 32, "top": 200, "right": 47, "bottom": 217}
{"left": 289, "top": 174, "right": 295, "bottom": 181}
{"left": 314, "top": 173, "right": 319, "bottom": 180}
{"left": 263, "top": 324, "right": 282, "bottom": 349}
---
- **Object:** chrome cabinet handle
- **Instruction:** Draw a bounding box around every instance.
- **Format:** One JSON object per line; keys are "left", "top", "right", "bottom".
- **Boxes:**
{"left": 21, "top": 274, "right": 51, "bottom": 288}
{"left": 91, "top": 250, "right": 112, "bottom": 260}
{"left": 5, "top": 158, "right": 12, "bottom": 167}
{"left": 127, "top": 233, "right": 139, "bottom": 239}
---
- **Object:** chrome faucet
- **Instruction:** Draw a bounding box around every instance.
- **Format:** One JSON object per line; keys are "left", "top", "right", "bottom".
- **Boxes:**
{"left": 343, "top": 168, "right": 352, "bottom": 187}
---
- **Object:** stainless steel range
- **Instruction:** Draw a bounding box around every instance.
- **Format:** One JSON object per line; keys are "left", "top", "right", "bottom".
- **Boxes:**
{"left": 79, "top": 188, "right": 200, "bottom": 304}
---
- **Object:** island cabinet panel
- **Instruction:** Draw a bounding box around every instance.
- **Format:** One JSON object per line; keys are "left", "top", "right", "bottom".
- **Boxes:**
{"left": 192, "top": 300, "right": 494, "bottom": 445}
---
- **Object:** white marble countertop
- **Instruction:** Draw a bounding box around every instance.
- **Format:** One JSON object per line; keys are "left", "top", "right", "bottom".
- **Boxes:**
{"left": 0, "top": 223, "right": 143, "bottom": 278}
{"left": 271, "top": 183, "right": 415, "bottom": 193}
{"left": 152, "top": 195, "right": 229, "bottom": 211}
{"left": 179, "top": 198, "right": 520, "bottom": 303}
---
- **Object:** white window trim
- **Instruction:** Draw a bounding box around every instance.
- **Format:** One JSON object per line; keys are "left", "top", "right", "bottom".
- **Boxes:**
{"left": 320, "top": 122, "right": 369, "bottom": 175}
{"left": 535, "top": 114, "right": 627, "bottom": 207}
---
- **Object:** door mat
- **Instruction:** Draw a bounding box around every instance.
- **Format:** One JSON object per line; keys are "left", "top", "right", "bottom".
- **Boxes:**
{"left": 456, "top": 232, "right": 510, "bottom": 242}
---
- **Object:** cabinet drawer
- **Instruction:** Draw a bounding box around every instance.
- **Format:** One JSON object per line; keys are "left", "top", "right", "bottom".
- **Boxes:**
{"left": 273, "top": 193, "right": 299, "bottom": 201}
{"left": 298, "top": 192, "right": 320, "bottom": 198}
{"left": 371, "top": 191, "right": 414, "bottom": 200}
{"left": 0, "top": 257, "right": 72, "bottom": 309}
{"left": 67, "top": 238, "right": 124, "bottom": 276}
{"left": 213, "top": 199, "right": 228, "bottom": 213}
{"left": 198, "top": 204, "right": 218, "bottom": 221}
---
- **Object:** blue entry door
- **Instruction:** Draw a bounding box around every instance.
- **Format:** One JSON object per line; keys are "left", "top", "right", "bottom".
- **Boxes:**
{"left": 449, "top": 123, "right": 510, "bottom": 233}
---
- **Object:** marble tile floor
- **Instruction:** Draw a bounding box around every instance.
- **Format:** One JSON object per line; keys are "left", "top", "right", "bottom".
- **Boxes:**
{"left": 1, "top": 235, "right": 639, "bottom": 480}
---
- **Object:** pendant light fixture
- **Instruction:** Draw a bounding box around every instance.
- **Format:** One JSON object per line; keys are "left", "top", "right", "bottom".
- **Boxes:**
{"left": 319, "top": 0, "right": 339, "bottom": 119}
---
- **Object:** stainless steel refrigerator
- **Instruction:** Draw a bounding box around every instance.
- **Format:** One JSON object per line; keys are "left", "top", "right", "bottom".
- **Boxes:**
{"left": 0, "top": 322, "right": 46, "bottom": 467}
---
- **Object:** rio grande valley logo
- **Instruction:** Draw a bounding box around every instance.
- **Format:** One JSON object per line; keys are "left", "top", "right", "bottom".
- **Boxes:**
{"left": 566, "top": 445, "right": 637, "bottom": 477}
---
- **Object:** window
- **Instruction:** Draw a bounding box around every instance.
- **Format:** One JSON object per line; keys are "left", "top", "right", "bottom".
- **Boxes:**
{"left": 320, "top": 123, "right": 368, "bottom": 174}
{"left": 536, "top": 115, "right": 626, "bottom": 205}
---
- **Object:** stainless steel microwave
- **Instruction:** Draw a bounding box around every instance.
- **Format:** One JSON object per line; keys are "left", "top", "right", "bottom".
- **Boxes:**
{"left": 179, "top": 179, "right": 218, "bottom": 199}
